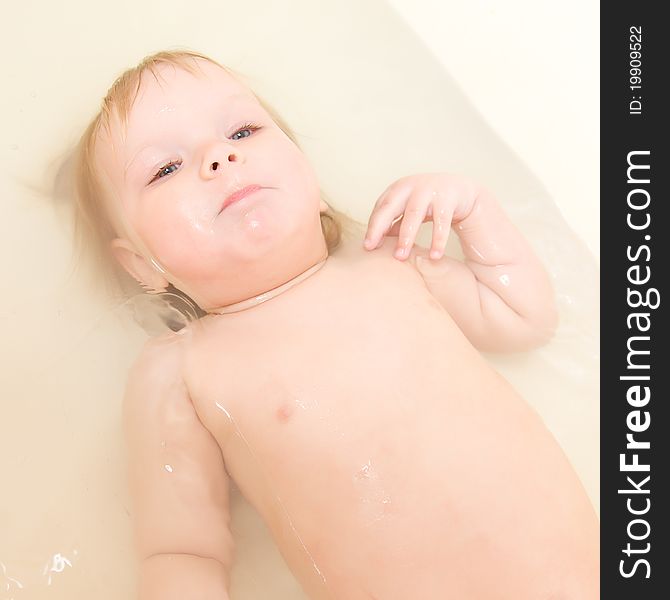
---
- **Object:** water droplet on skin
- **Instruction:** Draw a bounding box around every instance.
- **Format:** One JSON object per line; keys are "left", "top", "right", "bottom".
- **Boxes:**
{"left": 356, "top": 460, "right": 373, "bottom": 479}
{"left": 469, "top": 244, "right": 485, "bottom": 260}
{"left": 42, "top": 552, "right": 73, "bottom": 586}
{"left": 0, "top": 560, "right": 25, "bottom": 592}
{"left": 164, "top": 464, "right": 173, "bottom": 473}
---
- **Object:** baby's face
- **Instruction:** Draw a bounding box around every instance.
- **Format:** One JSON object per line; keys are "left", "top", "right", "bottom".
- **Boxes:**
{"left": 96, "top": 59, "right": 328, "bottom": 311}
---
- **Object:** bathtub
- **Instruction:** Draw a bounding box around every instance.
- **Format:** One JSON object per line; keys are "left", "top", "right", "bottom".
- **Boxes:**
{"left": 0, "top": 0, "right": 598, "bottom": 597}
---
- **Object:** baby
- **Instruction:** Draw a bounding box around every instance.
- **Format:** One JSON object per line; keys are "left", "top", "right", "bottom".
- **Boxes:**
{"left": 76, "top": 50, "right": 599, "bottom": 599}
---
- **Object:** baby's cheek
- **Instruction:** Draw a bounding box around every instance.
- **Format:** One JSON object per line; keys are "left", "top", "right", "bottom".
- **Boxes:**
{"left": 272, "top": 142, "right": 321, "bottom": 198}
{"left": 137, "top": 215, "right": 205, "bottom": 279}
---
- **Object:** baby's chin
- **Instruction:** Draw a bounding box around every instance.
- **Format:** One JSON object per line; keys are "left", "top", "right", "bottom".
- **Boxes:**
{"left": 216, "top": 193, "right": 286, "bottom": 238}
{"left": 219, "top": 207, "right": 320, "bottom": 257}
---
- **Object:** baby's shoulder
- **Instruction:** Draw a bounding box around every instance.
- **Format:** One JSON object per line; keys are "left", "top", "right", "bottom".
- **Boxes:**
{"left": 122, "top": 332, "right": 193, "bottom": 430}
{"left": 122, "top": 332, "right": 220, "bottom": 472}
{"left": 126, "top": 332, "right": 188, "bottom": 396}
{"left": 138, "top": 329, "right": 186, "bottom": 362}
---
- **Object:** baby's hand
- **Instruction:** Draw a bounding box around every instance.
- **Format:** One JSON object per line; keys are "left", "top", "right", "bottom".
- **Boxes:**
{"left": 363, "top": 173, "right": 478, "bottom": 261}
{"left": 364, "top": 173, "right": 558, "bottom": 352}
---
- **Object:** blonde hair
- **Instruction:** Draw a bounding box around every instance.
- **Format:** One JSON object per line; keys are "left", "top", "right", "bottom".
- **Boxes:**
{"left": 71, "top": 49, "right": 362, "bottom": 325}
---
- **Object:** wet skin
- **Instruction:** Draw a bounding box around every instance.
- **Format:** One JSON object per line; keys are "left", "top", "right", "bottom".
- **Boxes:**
{"left": 125, "top": 236, "right": 599, "bottom": 600}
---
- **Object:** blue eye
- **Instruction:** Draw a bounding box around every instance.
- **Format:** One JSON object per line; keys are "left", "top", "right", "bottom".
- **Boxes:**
{"left": 231, "top": 122, "right": 262, "bottom": 140}
{"left": 150, "top": 160, "right": 180, "bottom": 184}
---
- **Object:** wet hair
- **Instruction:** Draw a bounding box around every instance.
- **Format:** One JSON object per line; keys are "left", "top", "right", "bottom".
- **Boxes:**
{"left": 71, "top": 48, "right": 362, "bottom": 326}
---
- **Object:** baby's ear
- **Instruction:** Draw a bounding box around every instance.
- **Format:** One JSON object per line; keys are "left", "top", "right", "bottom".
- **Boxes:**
{"left": 109, "top": 238, "right": 169, "bottom": 292}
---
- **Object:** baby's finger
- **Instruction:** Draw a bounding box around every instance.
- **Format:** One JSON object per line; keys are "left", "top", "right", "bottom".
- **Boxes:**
{"left": 386, "top": 213, "right": 405, "bottom": 238}
{"left": 394, "top": 191, "right": 431, "bottom": 260}
{"left": 428, "top": 191, "right": 454, "bottom": 260}
{"left": 364, "top": 187, "right": 410, "bottom": 249}
{"left": 372, "top": 213, "right": 404, "bottom": 250}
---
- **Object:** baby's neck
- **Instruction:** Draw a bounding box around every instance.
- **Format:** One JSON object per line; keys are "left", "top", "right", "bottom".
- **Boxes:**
{"left": 206, "top": 256, "right": 329, "bottom": 316}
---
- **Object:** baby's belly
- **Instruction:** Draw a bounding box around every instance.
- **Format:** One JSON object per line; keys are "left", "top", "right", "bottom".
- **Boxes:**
{"left": 186, "top": 265, "right": 596, "bottom": 599}
{"left": 213, "top": 359, "right": 582, "bottom": 599}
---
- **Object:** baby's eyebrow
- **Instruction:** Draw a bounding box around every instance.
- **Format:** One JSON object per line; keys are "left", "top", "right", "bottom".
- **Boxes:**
{"left": 123, "top": 151, "right": 148, "bottom": 181}
{"left": 124, "top": 144, "right": 166, "bottom": 184}
{"left": 124, "top": 149, "right": 151, "bottom": 181}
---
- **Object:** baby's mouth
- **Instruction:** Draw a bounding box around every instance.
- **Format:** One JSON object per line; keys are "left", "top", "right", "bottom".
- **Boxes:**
{"left": 220, "top": 184, "right": 263, "bottom": 213}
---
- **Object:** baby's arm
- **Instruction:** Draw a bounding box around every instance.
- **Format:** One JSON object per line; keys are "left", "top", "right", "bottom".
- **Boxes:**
{"left": 122, "top": 336, "right": 234, "bottom": 599}
{"left": 409, "top": 183, "right": 558, "bottom": 352}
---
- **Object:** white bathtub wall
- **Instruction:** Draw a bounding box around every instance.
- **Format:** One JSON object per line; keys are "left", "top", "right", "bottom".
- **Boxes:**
{"left": 387, "top": 0, "right": 600, "bottom": 260}
{"left": 1, "top": 1, "right": 598, "bottom": 598}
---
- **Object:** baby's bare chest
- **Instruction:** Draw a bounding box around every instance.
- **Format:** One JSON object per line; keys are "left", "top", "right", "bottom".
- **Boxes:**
{"left": 189, "top": 260, "right": 454, "bottom": 419}
{"left": 183, "top": 256, "right": 490, "bottom": 486}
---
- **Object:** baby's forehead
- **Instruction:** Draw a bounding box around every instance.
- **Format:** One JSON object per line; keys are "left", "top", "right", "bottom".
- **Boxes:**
{"left": 127, "top": 61, "right": 255, "bottom": 127}
{"left": 100, "top": 60, "right": 258, "bottom": 164}
{"left": 147, "top": 60, "right": 250, "bottom": 100}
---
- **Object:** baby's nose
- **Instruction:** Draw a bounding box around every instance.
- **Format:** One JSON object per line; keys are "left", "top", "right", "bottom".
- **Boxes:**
{"left": 202, "top": 144, "right": 242, "bottom": 178}
{"left": 210, "top": 153, "right": 238, "bottom": 170}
